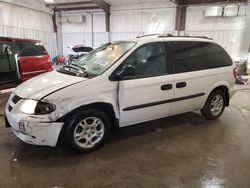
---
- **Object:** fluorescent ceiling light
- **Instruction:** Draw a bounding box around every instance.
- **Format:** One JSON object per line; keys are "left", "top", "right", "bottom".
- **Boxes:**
{"left": 44, "top": 0, "right": 54, "bottom": 3}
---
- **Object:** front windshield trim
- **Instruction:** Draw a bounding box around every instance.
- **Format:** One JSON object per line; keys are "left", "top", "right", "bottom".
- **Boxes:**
{"left": 72, "top": 41, "right": 137, "bottom": 77}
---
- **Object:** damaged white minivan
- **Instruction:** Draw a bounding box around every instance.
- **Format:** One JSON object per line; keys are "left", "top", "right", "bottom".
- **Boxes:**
{"left": 5, "top": 35, "right": 237, "bottom": 153}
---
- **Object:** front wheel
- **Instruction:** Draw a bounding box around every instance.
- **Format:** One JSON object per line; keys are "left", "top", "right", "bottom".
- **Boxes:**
{"left": 65, "top": 109, "right": 111, "bottom": 153}
{"left": 201, "top": 90, "right": 226, "bottom": 120}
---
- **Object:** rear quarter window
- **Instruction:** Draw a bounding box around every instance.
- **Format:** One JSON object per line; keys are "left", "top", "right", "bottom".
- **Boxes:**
{"left": 165, "top": 41, "right": 233, "bottom": 74}
{"left": 15, "top": 41, "right": 47, "bottom": 57}
{"left": 165, "top": 41, "right": 210, "bottom": 73}
{"left": 206, "top": 43, "right": 233, "bottom": 68}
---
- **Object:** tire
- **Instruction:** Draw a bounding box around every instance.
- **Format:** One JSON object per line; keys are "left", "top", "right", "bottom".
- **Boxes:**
{"left": 201, "top": 90, "right": 226, "bottom": 120}
{"left": 64, "top": 109, "right": 111, "bottom": 153}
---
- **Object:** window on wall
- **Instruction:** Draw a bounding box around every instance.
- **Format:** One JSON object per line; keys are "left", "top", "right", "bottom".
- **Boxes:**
{"left": 165, "top": 41, "right": 232, "bottom": 74}
{"left": 121, "top": 43, "right": 168, "bottom": 79}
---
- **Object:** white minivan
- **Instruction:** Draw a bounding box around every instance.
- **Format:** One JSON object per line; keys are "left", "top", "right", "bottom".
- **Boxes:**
{"left": 5, "top": 35, "right": 237, "bottom": 153}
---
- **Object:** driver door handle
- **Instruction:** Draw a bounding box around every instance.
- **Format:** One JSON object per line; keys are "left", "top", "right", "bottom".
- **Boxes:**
{"left": 161, "top": 84, "right": 173, "bottom": 90}
{"left": 176, "top": 82, "right": 187, "bottom": 88}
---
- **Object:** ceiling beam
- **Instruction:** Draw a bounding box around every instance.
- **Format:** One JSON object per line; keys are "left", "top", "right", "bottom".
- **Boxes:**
{"left": 91, "top": 0, "right": 110, "bottom": 12}
{"left": 54, "top": 6, "right": 101, "bottom": 12}
{"left": 105, "top": 12, "right": 110, "bottom": 32}
{"left": 91, "top": 0, "right": 110, "bottom": 32}
{"left": 175, "top": 5, "right": 186, "bottom": 34}
{"left": 178, "top": 0, "right": 247, "bottom": 6}
{"left": 46, "top": 1, "right": 94, "bottom": 7}
{"left": 52, "top": 9, "right": 57, "bottom": 33}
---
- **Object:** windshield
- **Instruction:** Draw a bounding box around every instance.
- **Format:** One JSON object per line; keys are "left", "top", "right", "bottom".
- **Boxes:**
{"left": 71, "top": 41, "right": 136, "bottom": 76}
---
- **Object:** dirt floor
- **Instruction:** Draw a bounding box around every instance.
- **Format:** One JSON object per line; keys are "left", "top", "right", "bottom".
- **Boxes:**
{"left": 0, "top": 87, "right": 250, "bottom": 188}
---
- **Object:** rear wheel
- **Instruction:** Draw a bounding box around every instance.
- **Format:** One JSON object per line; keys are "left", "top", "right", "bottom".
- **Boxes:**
{"left": 65, "top": 109, "right": 111, "bottom": 153}
{"left": 201, "top": 90, "right": 226, "bottom": 120}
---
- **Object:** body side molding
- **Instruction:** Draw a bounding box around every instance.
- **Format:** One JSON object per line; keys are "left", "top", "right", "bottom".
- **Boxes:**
{"left": 123, "top": 93, "right": 205, "bottom": 111}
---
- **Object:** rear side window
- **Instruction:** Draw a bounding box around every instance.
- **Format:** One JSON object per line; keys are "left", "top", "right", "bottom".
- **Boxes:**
{"left": 165, "top": 42, "right": 210, "bottom": 73}
{"left": 165, "top": 41, "right": 232, "bottom": 74}
{"left": 206, "top": 43, "right": 233, "bottom": 68}
{"left": 15, "top": 41, "right": 47, "bottom": 57}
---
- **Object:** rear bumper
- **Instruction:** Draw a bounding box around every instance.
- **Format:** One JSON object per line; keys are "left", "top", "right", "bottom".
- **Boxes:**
{"left": 5, "top": 109, "right": 63, "bottom": 147}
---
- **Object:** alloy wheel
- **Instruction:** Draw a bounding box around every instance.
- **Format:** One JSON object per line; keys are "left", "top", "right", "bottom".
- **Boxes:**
{"left": 73, "top": 117, "right": 105, "bottom": 149}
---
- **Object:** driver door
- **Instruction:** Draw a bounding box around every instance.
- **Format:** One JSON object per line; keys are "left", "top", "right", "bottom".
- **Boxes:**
{"left": 117, "top": 43, "right": 174, "bottom": 126}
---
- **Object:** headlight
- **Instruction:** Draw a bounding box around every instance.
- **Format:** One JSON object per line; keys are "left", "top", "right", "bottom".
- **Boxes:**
{"left": 20, "top": 100, "right": 56, "bottom": 115}
{"left": 35, "top": 101, "right": 56, "bottom": 115}
{"left": 20, "top": 100, "right": 38, "bottom": 114}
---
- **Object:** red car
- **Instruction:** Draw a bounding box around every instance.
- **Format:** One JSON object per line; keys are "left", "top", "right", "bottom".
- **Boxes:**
{"left": 0, "top": 37, "right": 53, "bottom": 90}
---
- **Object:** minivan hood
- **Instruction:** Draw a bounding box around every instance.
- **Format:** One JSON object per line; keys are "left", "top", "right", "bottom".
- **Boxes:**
{"left": 15, "top": 71, "right": 86, "bottom": 100}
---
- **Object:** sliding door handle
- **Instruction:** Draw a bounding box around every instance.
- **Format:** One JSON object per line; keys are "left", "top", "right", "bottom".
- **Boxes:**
{"left": 176, "top": 82, "right": 187, "bottom": 88}
{"left": 161, "top": 84, "right": 173, "bottom": 90}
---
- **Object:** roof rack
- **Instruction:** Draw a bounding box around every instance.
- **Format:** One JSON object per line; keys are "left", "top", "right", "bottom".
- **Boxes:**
{"left": 136, "top": 34, "right": 163, "bottom": 38}
{"left": 158, "top": 35, "right": 213, "bottom": 40}
{"left": 136, "top": 34, "right": 212, "bottom": 40}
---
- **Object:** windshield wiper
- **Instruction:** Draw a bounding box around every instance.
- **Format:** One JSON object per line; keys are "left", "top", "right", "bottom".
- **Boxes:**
{"left": 58, "top": 65, "right": 88, "bottom": 77}
{"left": 71, "top": 64, "right": 87, "bottom": 72}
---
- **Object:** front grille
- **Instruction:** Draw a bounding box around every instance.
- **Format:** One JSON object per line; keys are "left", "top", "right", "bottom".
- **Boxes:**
{"left": 12, "top": 95, "right": 22, "bottom": 104}
{"left": 8, "top": 105, "right": 13, "bottom": 112}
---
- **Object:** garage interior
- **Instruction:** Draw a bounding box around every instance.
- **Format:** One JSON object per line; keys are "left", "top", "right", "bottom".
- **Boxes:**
{"left": 1, "top": 0, "right": 250, "bottom": 187}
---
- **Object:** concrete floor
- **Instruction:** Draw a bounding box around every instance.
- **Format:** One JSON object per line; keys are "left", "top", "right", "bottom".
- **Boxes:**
{"left": 0, "top": 88, "right": 250, "bottom": 188}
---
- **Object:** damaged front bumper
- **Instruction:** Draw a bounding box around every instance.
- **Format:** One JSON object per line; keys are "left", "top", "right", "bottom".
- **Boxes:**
{"left": 5, "top": 105, "right": 63, "bottom": 147}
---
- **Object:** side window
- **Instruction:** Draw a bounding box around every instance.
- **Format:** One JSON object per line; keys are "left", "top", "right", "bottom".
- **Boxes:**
{"left": 0, "top": 42, "right": 18, "bottom": 83}
{"left": 0, "top": 42, "right": 14, "bottom": 55}
{"left": 0, "top": 43, "right": 6, "bottom": 54}
{"left": 166, "top": 41, "right": 210, "bottom": 74}
{"left": 15, "top": 41, "right": 47, "bottom": 57}
{"left": 121, "top": 43, "right": 168, "bottom": 79}
{"left": 206, "top": 43, "right": 233, "bottom": 68}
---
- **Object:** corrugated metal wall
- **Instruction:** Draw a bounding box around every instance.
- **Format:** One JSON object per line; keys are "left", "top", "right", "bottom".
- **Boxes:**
{"left": 61, "top": 3, "right": 249, "bottom": 60}
{"left": 62, "top": 31, "right": 176, "bottom": 55}
{"left": 62, "top": 29, "right": 244, "bottom": 60}
{"left": 62, "top": 32, "right": 142, "bottom": 54}
{"left": 1, "top": 25, "right": 243, "bottom": 60}
{"left": 62, "top": 32, "right": 108, "bottom": 54}
{"left": 185, "top": 30, "right": 244, "bottom": 60}
{"left": 0, "top": 25, "right": 57, "bottom": 56}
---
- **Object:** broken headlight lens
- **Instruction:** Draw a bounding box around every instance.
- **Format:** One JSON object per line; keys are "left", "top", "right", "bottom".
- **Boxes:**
{"left": 20, "top": 100, "right": 56, "bottom": 115}
{"left": 35, "top": 101, "right": 56, "bottom": 115}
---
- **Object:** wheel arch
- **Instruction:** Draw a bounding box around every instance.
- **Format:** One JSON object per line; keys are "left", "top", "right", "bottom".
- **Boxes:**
{"left": 208, "top": 85, "right": 230, "bottom": 106}
{"left": 72, "top": 102, "right": 118, "bottom": 127}
{"left": 57, "top": 102, "right": 119, "bottom": 146}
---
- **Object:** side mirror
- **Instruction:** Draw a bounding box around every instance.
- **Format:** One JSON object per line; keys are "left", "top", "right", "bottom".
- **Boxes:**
{"left": 115, "top": 65, "right": 135, "bottom": 80}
